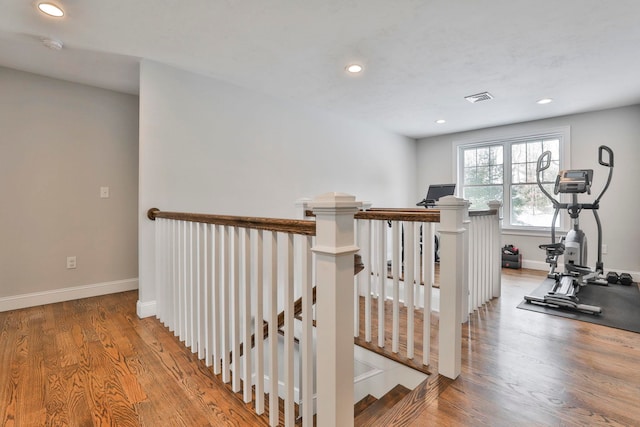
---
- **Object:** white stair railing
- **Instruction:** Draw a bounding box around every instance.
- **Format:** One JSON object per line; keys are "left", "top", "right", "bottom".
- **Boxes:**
{"left": 149, "top": 209, "right": 316, "bottom": 427}
{"left": 467, "top": 201, "right": 502, "bottom": 315}
{"left": 146, "top": 192, "right": 489, "bottom": 425}
{"left": 351, "top": 210, "right": 439, "bottom": 370}
{"left": 348, "top": 197, "right": 501, "bottom": 379}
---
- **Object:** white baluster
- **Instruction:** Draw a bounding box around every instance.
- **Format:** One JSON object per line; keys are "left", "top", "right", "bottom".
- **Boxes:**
{"left": 204, "top": 224, "right": 212, "bottom": 367}
{"left": 405, "top": 222, "right": 415, "bottom": 360}
{"left": 232, "top": 227, "right": 241, "bottom": 392}
{"left": 483, "top": 219, "right": 488, "bottom": 305}
{"left": 212, "top": 224, "right": 221, "bottom": 375}
{"left": 377, "top": 220, "right": 386, "bottom": 348}
{"left": 242, "top": 228, "right": 252, "bottom": 403}
{"left": 422, "top": 222, "right": 434, "bottom": 366}
{"left": 284, "top": 233, "right": 295, "bottom": 425}
{"left": 361, "top": 220, "right": 372, "bottom": 342}
{"left": 254, "top": 229, "right": 265, "bottom": 415}
{"left": 155, "top": 218, "right": 163, "bottom": 322}
{"left": 188, "top": 221, "right": 195, "bottom": 350}
{"left": 354, "top": 220, "right": 361, "bottom": 338}
{"left": 196, "top": 222, "right": 203, "bottom": 357}
{"left": 469, "top": 218, "right": 477, "bottom": 312}
{"left": 181, "top": 221, "right": 188, "bottom": 343}
{"left": 199, "top": 223, "right": 207, "bottom": 359}
{"left": 172, "top": 220, "right": 178, "bottom": 334}
{"left": 268, "top": 231, "right": 279, "bottom": 427}
{"left": 222, "top": 225, "right": 231, "bottom": 383}
{"left": 301, "top": 235, "right": 313, "bottom": 426}
{"left": 391, "top": 221, "right": 400, "bottom": 354}
{"left": 488, "top": 201, "right": 503, "bottom": 299}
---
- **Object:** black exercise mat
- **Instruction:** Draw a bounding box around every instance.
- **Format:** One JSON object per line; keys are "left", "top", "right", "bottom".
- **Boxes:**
{"left": 517, "top": 279, "right": 640, "bottom": 333}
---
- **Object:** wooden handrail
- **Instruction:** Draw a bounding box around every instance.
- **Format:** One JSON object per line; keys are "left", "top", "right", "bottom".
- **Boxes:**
{"left": 356, "top": 210, "right": 440, "bottom": 222}
{"left": 305, "top": 209, "right": 440, "bottom": 222}
{"left": 305, "top": 207, "right": 498, "bottom": 221}
{"left": 147, "top": 208, "right": 316, "bottom": 236}
{"left": 468, "top": 209, "right": 498, "bottom": 217}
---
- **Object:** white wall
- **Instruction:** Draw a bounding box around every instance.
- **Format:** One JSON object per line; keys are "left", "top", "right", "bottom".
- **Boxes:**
{"left": 138, "top": 61, "right": 417, "bottom": 312}
{"left": 417, "top": 105, "right": 640, "bottom": 277}
{"left": 0, "top": 67, "right": 139, "bottom": 308}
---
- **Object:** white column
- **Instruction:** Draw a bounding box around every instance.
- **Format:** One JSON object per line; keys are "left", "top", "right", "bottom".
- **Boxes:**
{"left": 311, "top": 192, "right": 361, "bottom": 427}
{"left": 436, "top": 195, "right": 468, "bottom": 380}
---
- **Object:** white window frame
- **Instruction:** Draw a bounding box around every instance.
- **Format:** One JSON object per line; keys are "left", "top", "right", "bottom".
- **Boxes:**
{"left": 453, "top": 126, "right": 571, "bottom": 235}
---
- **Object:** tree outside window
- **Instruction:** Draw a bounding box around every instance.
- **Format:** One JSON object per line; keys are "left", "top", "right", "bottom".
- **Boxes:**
{"left": 458, "top": 131, "right": 566, "bottom": 230}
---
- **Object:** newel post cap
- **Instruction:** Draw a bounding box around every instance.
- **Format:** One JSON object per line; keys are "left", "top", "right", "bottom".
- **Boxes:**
{"left": 435, "top": 195, "right": 468, "bottom": 209}
{"left": 487, "top": 200, "right": 503, "bottom": 209}
{"left": 309, "top": 192, "right": 362, "bottom": 211}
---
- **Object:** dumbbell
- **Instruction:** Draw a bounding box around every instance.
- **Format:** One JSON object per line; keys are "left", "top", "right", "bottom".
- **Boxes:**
{"left": 619, "top": 273, "right": 633, "bottom": 286}
{"left": 607, "top": 271, "right": 619, "bottom": 284}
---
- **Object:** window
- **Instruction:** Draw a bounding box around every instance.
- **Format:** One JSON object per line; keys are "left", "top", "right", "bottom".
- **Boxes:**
{"left": 456, "top": 128, "right": 569, "bottom": 231}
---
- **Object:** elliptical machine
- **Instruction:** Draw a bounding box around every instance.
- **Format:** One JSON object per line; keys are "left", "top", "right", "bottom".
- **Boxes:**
{"left": 524, "top": 145, "right": 614, "bottom": 314}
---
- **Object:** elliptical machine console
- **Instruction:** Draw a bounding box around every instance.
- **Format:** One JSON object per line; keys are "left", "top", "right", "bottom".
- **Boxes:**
{"left": 524, "top": 145, "right": 614, "bottom": 314}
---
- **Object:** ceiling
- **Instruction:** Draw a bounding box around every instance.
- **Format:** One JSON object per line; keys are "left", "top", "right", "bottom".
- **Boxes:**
{"left": 2, "top": 1, "right": 640, "bottom": 139}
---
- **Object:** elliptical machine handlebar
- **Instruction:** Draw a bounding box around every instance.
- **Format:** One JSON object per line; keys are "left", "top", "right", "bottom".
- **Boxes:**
{"left": 599, "top": 145, "right": 614, "bottom": 167}
{"left": 536, "top": 150, "right": 557, "bottom": 206}
{"left": 536, "top": 145, "right": 614, "bottom": 207}
{"left": 594, "top": 145, "right": 614, "bottom": 206}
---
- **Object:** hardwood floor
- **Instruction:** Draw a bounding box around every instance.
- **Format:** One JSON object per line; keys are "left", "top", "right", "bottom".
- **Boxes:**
{"left": 0, "top": 291, "right": 269, "bottom": 426}
{"left": 381, "top": 269, "right": 640, "bottom": 426}
{"left": 1, "top": 269, "right": 639, "bottom": 426}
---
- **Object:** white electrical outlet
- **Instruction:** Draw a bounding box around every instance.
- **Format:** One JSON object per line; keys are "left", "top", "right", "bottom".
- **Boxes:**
{"left": 100, "top": 186, "right": 110, "bottom": 198}
{"left": 66, "top": 256, "right": 77, "bottom": 269}
{"left": 601, "top": 244, "right": 608, "bottom": 254}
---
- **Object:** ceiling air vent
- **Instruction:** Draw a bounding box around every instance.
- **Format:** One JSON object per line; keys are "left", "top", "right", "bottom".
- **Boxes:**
{"left": 465, "top": 92, "right": 494, "bottom": 103}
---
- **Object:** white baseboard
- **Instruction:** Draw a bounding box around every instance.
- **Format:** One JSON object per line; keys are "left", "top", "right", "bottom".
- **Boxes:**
{"left": 521, "top": 259, "right": 549, "bottom": 271}
{"left": 0, "top": 278, "right": 138, "bottom": 312}
{"left": 137, "top": 300, "right": 157, "bottom": 318}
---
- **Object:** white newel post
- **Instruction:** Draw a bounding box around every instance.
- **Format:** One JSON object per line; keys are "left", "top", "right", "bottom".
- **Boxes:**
{"left": 461, "top": 202, "right": 471, "bottom": 323}
{"left": 436, "top": 196, "right": 468, "bottom": 380}
{"left": 310, "top": 192, "right": 361, "bottom": 427}
{"left": 488, "top": 200, "right": 503, "bottom": 298}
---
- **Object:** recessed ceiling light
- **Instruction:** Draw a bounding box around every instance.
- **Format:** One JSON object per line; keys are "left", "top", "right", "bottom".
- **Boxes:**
{"left": 435, "top": 119, "right": 446, "bottom": 124}
{"left": 38, "top": 3, "right": 64, "bottom": 17}
{"left": 346, "top": 64, "right": 363, "bottom": 74}
{"left": 537, "top": 98, "right": 553, "bottom": 105}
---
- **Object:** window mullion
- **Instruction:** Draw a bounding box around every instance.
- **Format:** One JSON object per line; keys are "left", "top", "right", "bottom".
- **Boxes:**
{"left": 503, "top": 141, "right": 511, "bottom": 225}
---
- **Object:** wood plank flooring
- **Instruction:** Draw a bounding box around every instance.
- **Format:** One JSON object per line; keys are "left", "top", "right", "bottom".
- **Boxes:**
{"left": 0, "top": 291, "right": 270, "bottom": 426}
{"left": 1, "top": 269, "right": 639, "bottom": 426}
{"left": 380, "top": 269, "right": 640, "bottom": 426}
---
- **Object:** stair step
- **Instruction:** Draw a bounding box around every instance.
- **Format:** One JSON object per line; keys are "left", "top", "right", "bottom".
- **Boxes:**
{"left": 353, "top": 394, "right": 378, "bottom": 418}
{"left": 368, "top": 375, "right": 454, "bottom": 426}
{"left": 354, "top": 384, "right": 411, "bottom": 426}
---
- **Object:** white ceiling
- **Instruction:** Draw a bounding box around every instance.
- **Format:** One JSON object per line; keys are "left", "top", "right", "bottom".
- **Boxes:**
{"left": 2, "top": 0, "right": 640, "bottom": 139}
